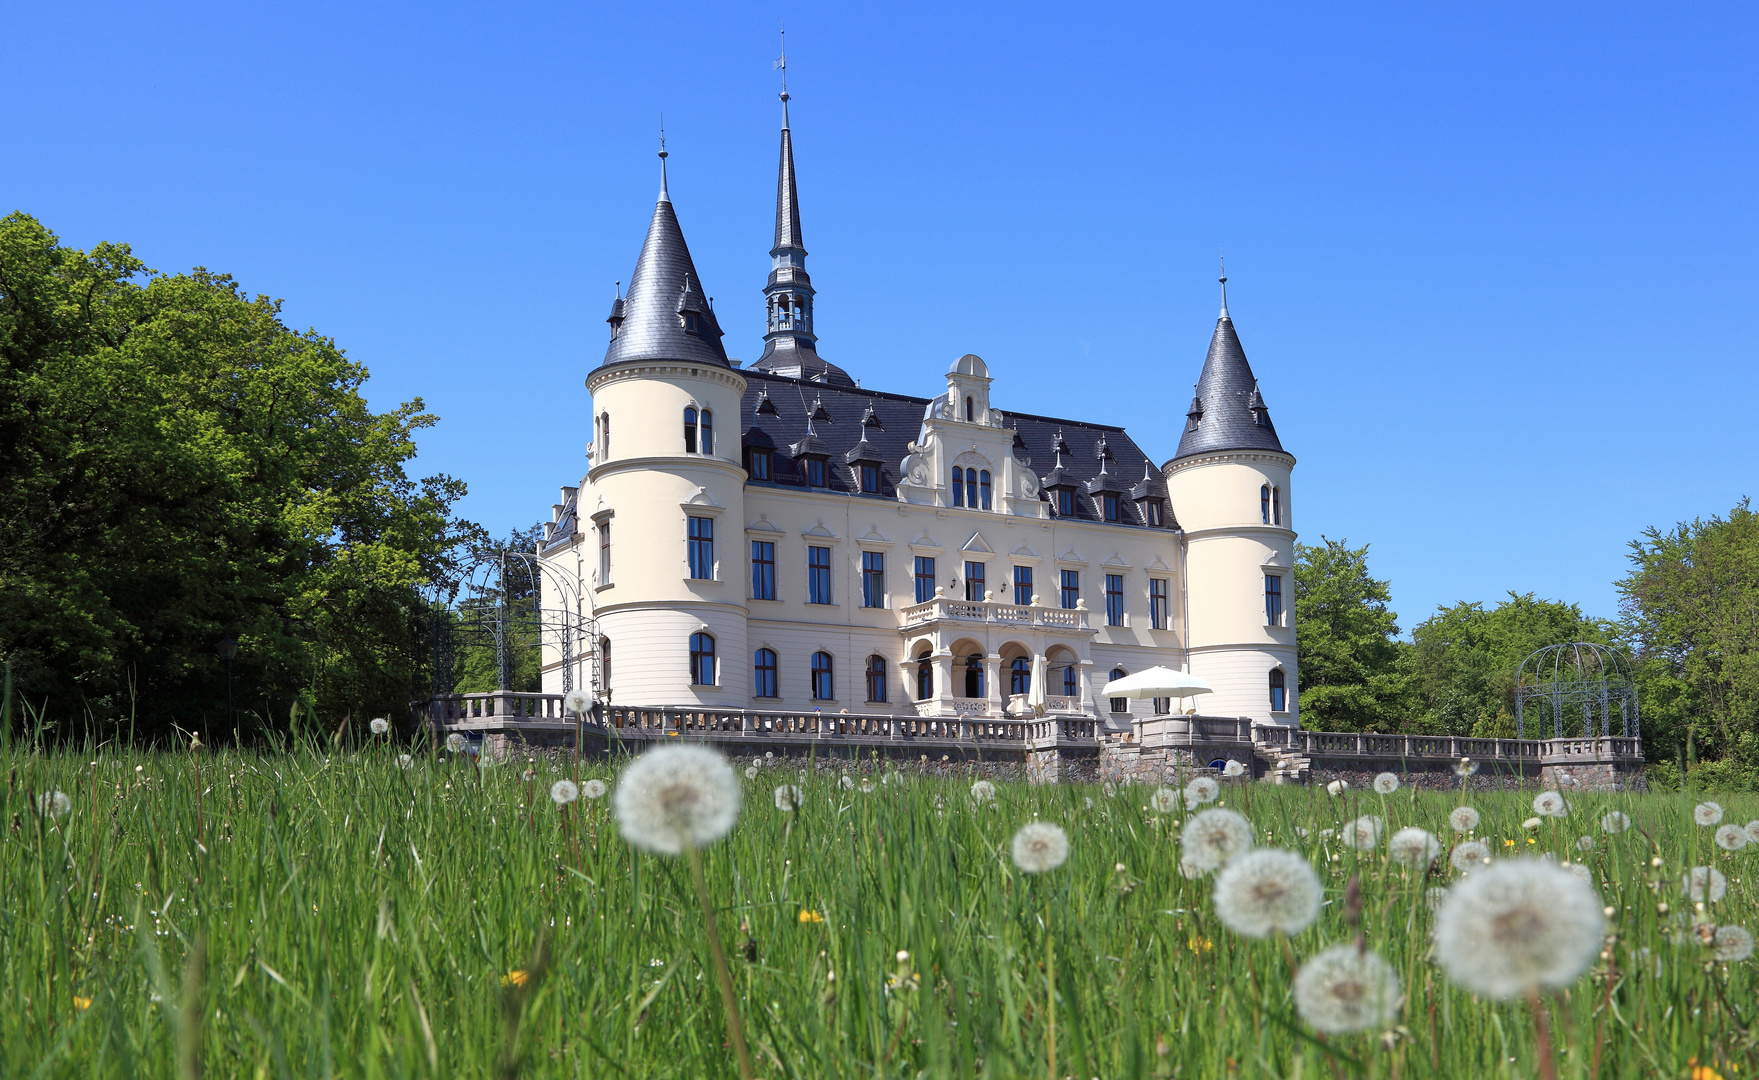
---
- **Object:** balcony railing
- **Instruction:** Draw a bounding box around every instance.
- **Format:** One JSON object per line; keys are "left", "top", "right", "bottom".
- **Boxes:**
{"left": 900, "top": 597, "right": 1091, "bottom": 632}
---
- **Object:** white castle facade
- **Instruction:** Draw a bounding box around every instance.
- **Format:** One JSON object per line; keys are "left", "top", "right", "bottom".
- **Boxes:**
{"left": 538, "top": 105, "right": 1298, "bottom": 733}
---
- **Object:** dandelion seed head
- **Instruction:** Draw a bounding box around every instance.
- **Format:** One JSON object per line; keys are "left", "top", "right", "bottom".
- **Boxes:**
{"left": 1449, "top": 806, "right": 1480, "bottom": 833}
{"left": 397, "top": 754, "right": 414, "bottom": 770}
{"left": 38, "top": 791, "right": 71, "bottom": 818}
{"left": 1341, "top": 815, "right": 1383, "bottom": 850}
{"left": 369, "top": 717, "right": 390, "bottom": 736}
{"left": 1222, "top": 760, "right": 1246, "bottom": 778}
{"left": 1715, "top": 825, "right": 1748, "bottom": 852}
{"left": 1713, "top": 925, "right": 1754, "bottom": 962}
{"left": 1182, "top": 777, "right": 1218, "bottom": 810}
{"left": 1576, "top": 835, "right": 1596, "bottom": 852}
{"left": 1212, "top": 849, "right": 1323, "bottom": 938}
{"left": 1453, "top": 756, "right": 1480, "bottom": 778}
{"left": 1532, "top": 791, "right": 1568, "bottom": 817}
{"left": 839, "top": 775, "right": 855, "bottom": 790}
{"left": 582, "top": 779, "right": 607, "bottom": 800}
{"left": 1388, "top": 828, "right": 1441, "bottom": 869}
{"left": 1010, "top": 821, "right": 1070, "bottom": 873}
{"left": 1744, "top": 820, "right": 1759, "bottom": 845}
{"left": 563, "top": 689, "right": 593, "bottom": 716}
{"left": 1293, "top": 944, "right": 1402, "bottom": 1034}
{"left": 1178, "top": 857, "right": 1206, "bottom": 879}
{"left": 969, "top": 779, "right": 996, "bottom": 804}
{"left": 1601, "top": 810, "right": 1631, "bottom": 834}
{"left": 1695, "top": 801, "right": 1725, "bottom": 827}
{"left": 1102, "top": 781, "right": 1118, "bottom": 797}
{"left": 612, "top": 744, "right": 742, "bottom": 856}
{"left": 1373, "top": 772, "right": 1400, "bottom": 795}
{"left": 550, "top": 780, "right": 579, "bottom": 805}
{"left": 1149, "top": 786, "right": 1180, "bottom": 814}
{"left": 1562, "top": 862, "right": 1592, "bottom": 883}
{"left": 1682, "top": 866, "right": 1728, "bottom": 903}
{"left": 859, "top": 779, "right": 876, "bottom": 793}
{"left": 445, "top": 734, "right": 467, "bottom": 753}
{"left": 1450, "top": 840, "right": 1492, "bottom": 874}
{"left": 1522, "top": 817, "right": 1543, "bottom": 831}
{"left": 1433, "top": 858, "right": 1606, "bottom": 999}
{"left": 1326, "top": 779, "right": 1349, "bottom": 797}
{"left": 1180, "top": 808, "right": 1254, "bottom": 871}
{"left": 1084, "top": 796, "right": 1094, "bottom": 809}
{"left": 774, "top": 784, "right": 804, "bottom": 811}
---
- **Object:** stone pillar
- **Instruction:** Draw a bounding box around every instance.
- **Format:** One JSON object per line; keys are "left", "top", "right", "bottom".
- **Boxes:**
{"left": 984, "top": 654, "right": 1004, "bottom": 717}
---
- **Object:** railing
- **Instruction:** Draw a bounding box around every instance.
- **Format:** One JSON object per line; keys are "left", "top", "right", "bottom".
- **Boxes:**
{"left": 417, "top": 692, "right": 569, "bottom": 724}
{"left": 1252, "top": 730, "right": 1644, "bottom": 763}
{"left": 899, "top": 597, "right": 1092, "bottom": 631}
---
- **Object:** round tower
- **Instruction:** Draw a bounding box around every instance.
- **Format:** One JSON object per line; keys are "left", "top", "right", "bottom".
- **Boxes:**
{"left": 583, "top": 157, "right": 749, "bottom": 708}
{"left": 1163, "top": 277, "right": 1298, "bottom": 726}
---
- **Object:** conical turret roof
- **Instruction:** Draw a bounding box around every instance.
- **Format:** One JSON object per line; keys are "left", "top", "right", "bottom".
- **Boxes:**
{"left": 598, "top": 185, "right": 730, "bottom": 370}
{"left": 1171, "top": 308, "right": 1286, "bottom": 461}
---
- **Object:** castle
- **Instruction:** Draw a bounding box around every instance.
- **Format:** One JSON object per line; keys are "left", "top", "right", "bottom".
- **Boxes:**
{"left": 537, "top": 96, "right": 1298, "bottom": 735}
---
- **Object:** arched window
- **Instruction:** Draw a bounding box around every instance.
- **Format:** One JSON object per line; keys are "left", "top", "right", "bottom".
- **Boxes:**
{"left": 599, "top": 413, "right": 610, "bottom": 458}
{"left": 689, "top": 632, "right": 716, "bottom": 685}
{"left": 866, "top": 655, "right": 888, "bottom": 703}
{"left": 1271, "top": 486, "right": 1281, "bottom": 526}
{"left": 599, "top": 636, "right": 611, "bottom": 694}
{"left": 964, "top": 654, "right": 985, "bottom": 698}
{"left": 1109, "top": 667, "right": 1129, "bottom": 713}
{"left": 915, "top": 649, "right": 935, "bottom": 700}
{"left": 699, "top": 408, "right": 714, "bottom": 455}
{"left": 1270, "top": 668, "right": 1287, "bottom": 712}
{"left": 1261, "top": 484, "right": 1271, "bottom": 525}
{"left": 810, "top": 651, "right": 834, "bottom": 701}
{"left": 1009, "top": 656, "right": 1030, "bottom": 696}
{"left": 979, "top": 470, "right": 992, "bottom": 510}
{"left": 951, "top": 466, "right": 965, "bottom": 507}
{"left": 964, "top": 395, "right": 974, "bottom": 421}
{"left": 684, "top": 407, "right": 699, "bottom": 454}
{"left": 754, "top": 648, "right": 778, "bottom": 698}
{"left": 1062, "top": 663, "right": 1077, "bottom": 698}
{"left": 965, "top": 470, "right": 979, "bottom": 509}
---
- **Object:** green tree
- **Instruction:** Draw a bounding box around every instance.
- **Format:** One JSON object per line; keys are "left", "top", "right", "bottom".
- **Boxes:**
{"left": 1294, "top": 537, "right": 1407, "bottom": 731}
{"left": 0, "top": 212, "right": 479, "bottom": 741}
{"left": 1619, "top": 500, "right": 1759, "bottom": 770}
{"left": 1401, "top": 593, "right": 1617, "bottom": 738}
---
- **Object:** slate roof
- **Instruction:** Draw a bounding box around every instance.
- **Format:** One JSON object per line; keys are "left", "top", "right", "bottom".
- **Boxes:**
{"left": 738, "top": 369, "right": 1172, "bottom": 528}
{"left": 596, "top": 177, "right": 731, "bottom": 371}
{"left": 1171, "top": 296, "right": 1287, "bottom": 462}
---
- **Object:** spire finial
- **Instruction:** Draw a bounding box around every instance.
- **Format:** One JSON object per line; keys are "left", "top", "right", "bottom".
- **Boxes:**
{"left": 775, "top": 25, "right": 791, "bottom": 128}
{"left": 657, "top": 116, "right": 669, "bottom": 199}
{"left": 1218, "top": 251, "right": 1229, "bottom": 318}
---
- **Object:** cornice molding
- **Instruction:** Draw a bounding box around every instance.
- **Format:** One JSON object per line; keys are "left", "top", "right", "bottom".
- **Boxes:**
{"left": 587, "top": 360, "right": 748, "bottom": 396}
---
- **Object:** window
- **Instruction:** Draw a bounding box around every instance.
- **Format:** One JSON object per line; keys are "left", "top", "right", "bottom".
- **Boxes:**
{"left": 687, "top": 516, "right": 714, "bottom": 579}
{"left": 1060, "top": 569, "right": 1080, "bottom": 609}
{"left": 1061, "top": 663, "right": 1077, "bottom": 697}
{"left": 684, "top": 407, "right": 698, "bottom": 454}
{"left": 699, "top": 409, "right": 713, "bottom": 455}
{"left": 861, "top": 551, "right": 885, "bottom": 608}
{"left": 689, "top": 632, "right": 716, "bottom": 685}
{"left": 951, "top": 467, "right": 965, "bottom": 507}
{"left": 600, "top": 636, "right": 611, "bottom": 694}
{"left": 1105, "top": 574, "right": 1125, "bottom": 626}
{"left": 1144, "top": 500, "right": 1163, "bottom": 526}
{"left": 979, "top": 470, "right": 992, "bottom": 510}
{"left": 1270, "top": 668, "right": 1287, "bottom": 711}
{"left": 915, "top": 651, "right": 934, "bottom": 700}
{"left": 1055, "top": 489, "right": 1075, "bottom": 517}
{"left": 807, "top": 545, "right": 833, "bottom": 604}
{"left": 1271, "top": 486, "right": 1282, "bottom": 526}
{"left": 866, "top": 655, "right": 888, "bottom": 702}
{"left": 1109, "top": 667, "right": 1128, "bottom": 713}
{"left": 860, "top": 463, "right": 881, "bottom": 494}
{"left": 964, "top": 560, "right": 986, "bottom": 602}
{"left": 754, "top": 648, "right": 778, "bottom": 698}
{"left": 964, "top": 395, "right": 973, "bottom": 421}
{"left": 1262, "top": 484, "right": 1271, "bottom": 525}
{"left": 914, "top": 556, "right": 936, "bottom": 604}
{"left": 599, "top": 412, "right": 609, "bottom": 458}
{"left": 1009, "top": 656, "right": 1030, "bottom": 696}
{"left": 1013, "top": 565, "right": 1033, "bottom": 606}
{"left": 751, "top": 541, "right": 775, "bottom": 600}
{"left": 964, "top": 654, "right": 985, "bottom": 698}
{"left": 805, "top": 458, "right": 826, "bottom": 487}
{"left": 1149, "top": 578, "right": 1169, "bottom": 630}
{"left": 1265, "top": 574, "right": 1283, "bottom": 626}
{"left": 748, "top": 448, "right": 771, "bottom": 480}
{"left": 1153, "top": 696, "right": 1171, "bottom": 715}
{"left": 598, "top": 521, "right": 612, "bottom": 585}
{"left": 1102, "top": 493, "right": 1120, "bottom": 522}
{"left": 810, "top": 651, "right": 834, "bottom": 700}
{"left": 965, "top": 470, "right": 979, "bottom": 509}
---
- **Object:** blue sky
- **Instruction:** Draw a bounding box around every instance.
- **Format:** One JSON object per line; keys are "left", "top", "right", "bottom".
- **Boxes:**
{"left": 6, "top": 2, "right": 1755, "bottom": 630}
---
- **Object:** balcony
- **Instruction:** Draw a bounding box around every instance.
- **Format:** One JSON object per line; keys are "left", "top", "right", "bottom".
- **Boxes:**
{"left": 900, "top": 597, "right": 1091, "bottom": 632}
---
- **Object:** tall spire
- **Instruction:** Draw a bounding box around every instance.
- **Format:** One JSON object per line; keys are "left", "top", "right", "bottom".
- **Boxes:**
{"left": 753, "top": 46, "right": 854, "bottom": 387}
{"left": 1172, "top": 273, "right": 1288, "bottom": 462}
{"left": 658, "top": 118, "right": 669, "bottom": 200}
{"left": 1219, "top": 253, "right": 1229, "bottom": 318}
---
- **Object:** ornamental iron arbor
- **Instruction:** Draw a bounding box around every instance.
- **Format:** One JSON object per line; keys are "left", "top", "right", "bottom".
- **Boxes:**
{"left": 1514, "top": 642, "right": 1638, "bottom": 739}
{"left": 425, "top": 549, "right": 596, "bottom": 697}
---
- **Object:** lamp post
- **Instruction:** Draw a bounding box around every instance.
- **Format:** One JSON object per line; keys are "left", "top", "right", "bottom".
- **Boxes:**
{"left": 217, "top": 633, "right": 237, "bottom": 744}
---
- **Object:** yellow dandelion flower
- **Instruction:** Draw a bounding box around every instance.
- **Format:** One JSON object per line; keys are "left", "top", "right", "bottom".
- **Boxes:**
{"left": 1526, "top": 838, "right": 1537, "bottom": 844}
{"left": 1504, "top": 839, "right": 1516, "bottom": 847}
{"left": 73, "top": 996, "right": 92, "bottom": 1011}
{"left": 798, "top": 909, "right": 826, "bottom": 924}
{"left": 1187, "top": 936, "right": 1213, "bottom": 954}
{"left": 502, "top": 970, "right": 530, "bottom": 988}
{"left": 1689, "top": 1059, "right": 1724, "bottom": 1080}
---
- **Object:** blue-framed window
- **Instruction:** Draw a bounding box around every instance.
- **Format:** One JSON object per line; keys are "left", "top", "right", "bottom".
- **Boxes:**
{"left": 808, "top": 546, "right": 833, "bottom": 604}
{"left": 751, "top": 541, "right": 775, "bottom": 600}
{"left": 810, "top": 651, "right": 834, "bottom": 700}
{"left": 687, "top": 516, "right": 714, "bottom": 579}
{"left": 1105, "top": 574, "right": 1125, "bottom": 626}
{"left": 689, "top": 632, "right": 716, "bottom": 685}
{"left": 754, "top": 648, "right": 778, "bottom": 698}
{"left": 1060, "top": 569, "right": 1080, "bottom": 610}
{"left": 861, "top": 551, "right": 885, "bottom": 608}
{"left": 1013, "top": 565, "right": 1033, "bottom": 606}
{"left": 914, "top": 556, "right": 936, "bottom": 604}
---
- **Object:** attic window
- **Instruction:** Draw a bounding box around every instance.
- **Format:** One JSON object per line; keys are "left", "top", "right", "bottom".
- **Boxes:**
{"left": 1144, "top": 500, "right": 1163, "bottom": 527}
{"left": 964, "top": 396, "right": 974, "bottom": 421}
{"left": 860, "top": 464, "right": 881, "bottom": 494}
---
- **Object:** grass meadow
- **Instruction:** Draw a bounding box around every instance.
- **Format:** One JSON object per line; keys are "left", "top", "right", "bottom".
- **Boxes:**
{"left": 5, "top": 738, "right": 1756, "bottom": 1079}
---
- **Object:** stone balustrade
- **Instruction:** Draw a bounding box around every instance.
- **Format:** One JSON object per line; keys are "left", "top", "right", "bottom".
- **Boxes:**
{"left": 899, "top": 596, "right": 1091, "bottom": 631}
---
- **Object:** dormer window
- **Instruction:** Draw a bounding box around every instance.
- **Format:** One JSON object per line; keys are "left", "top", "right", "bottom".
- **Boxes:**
{"left": 1144, "top": 500, "right": 1163, "bottom": 526}
{"left": 1056, "top": 489, "right": 1075, "bottom": 517}
{"left": 806, "top": 458, "right": 826, "bottom": 487}
{"left": 1102, "top": 493, "right": 1120, "bottom": 522}
{"left": 860, "top": 464, "right": 881, "bottom": 494}
{"left": 748, "top": 448, "right": 772, "bottom": 480}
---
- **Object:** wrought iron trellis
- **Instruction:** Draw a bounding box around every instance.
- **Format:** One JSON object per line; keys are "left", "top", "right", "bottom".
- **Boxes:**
{"left": 1513, "top": 641, "right": 1638, "bottom": 739}
{"left": 426, "top": 547, "right": 596, "bottom": 696}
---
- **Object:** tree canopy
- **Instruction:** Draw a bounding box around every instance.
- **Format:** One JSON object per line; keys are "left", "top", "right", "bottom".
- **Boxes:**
{"left": 1293, "top": 537, "right": 1405, "bottom": 731}
{"left": 0, "top": 212, "right": 478, "bottom": 741}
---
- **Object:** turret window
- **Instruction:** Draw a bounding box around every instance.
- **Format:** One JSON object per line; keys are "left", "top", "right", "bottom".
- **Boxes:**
{"left": 1261, "top": 485, "right": 1271, "bottom": 524}
{"left": 866, "top": 656, "right": 888, "bottom": 703}
{"left": 964, "top": 396, "right": 974, "bottom": 421}
{"left": 687, "top": 516, "right": 715, "bottom": 580}
{"left": 689, "top": 632, "right": 717, "bottom": 686}
{"left": 1270, "top": 668, "right": 1287, "bottom": 712}
{"left": 1265, "top": 574, "right": 1283, "bottom": 626}
{"left": 684, "top": 407, "right": 698, "bottom": 454}
{"left": 699, "top": 409, "right": 713, "bottom": 455}
{"left": 598, "top": 521, "right": 612, "bottom": 585}
{"left": 598, "top": 413, "right": 610, "bottom": 459}
{"left": 1271, "top": 486, "right": 1282, "bottom": 526}
{"left": 683, "top": 407, "right": 713, "bottom": 455}
{"left": 810, "top": 651, "right": 834, "bottom": 700}
{"left": 754, "top": 648, "right": 778, "bottom": 698}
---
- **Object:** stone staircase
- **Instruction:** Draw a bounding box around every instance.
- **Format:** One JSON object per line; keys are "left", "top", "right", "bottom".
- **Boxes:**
{"left": 1258, "top": 745, "right": 1311, "bottom": 785}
